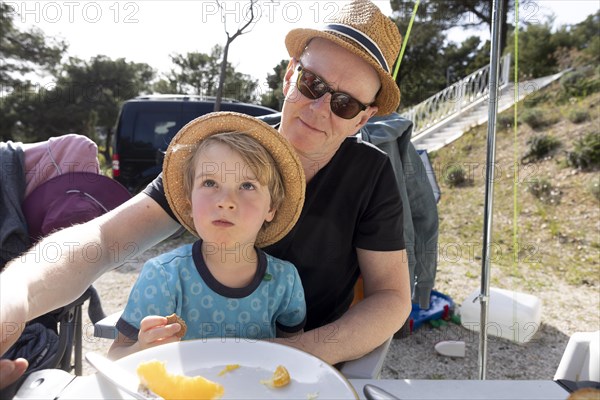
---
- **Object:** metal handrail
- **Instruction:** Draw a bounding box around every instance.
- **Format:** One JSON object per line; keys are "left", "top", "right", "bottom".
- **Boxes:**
{"left": 400, "top": 54, "right": 511, "bottom": 137}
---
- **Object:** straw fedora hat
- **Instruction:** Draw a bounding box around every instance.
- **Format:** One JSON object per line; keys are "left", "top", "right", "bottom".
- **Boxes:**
{"left": 22, "top": 172, "right": 131, "bottom": 243}
{"left": 163, "top": 112, "right": 306, "bottom": 248}
{"left": 285, "top": 0, "right": 402, "bottom": 115}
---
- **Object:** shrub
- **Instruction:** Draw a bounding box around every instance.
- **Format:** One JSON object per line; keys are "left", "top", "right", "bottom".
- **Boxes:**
{"left": 527, "top": 178, "right": 562, "bottom": 205}
{"left": 519, "top": 108, "right": 560, "bottom": 130}
{"left": 559, "top": 69, "right": 600, "bottom": 99}
{"left": 567, "top": 132, "right": 600, "bottom": 170}
{"left": 524, "top": 91, "right": 551, "bottom": 107}
{"left": 567, "top": 107, "right": 591, "bottom": 124}
{"left": 497, "top": 113, "right": 515, "bottom": 130}
{"left": 444, "top": 164, "right": 468, "bottom": 187}
{"left": 521, "top": 134, "right": 561, "bottom": 163}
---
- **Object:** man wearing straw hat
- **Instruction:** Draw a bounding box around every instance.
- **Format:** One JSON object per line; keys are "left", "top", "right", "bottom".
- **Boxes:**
{"left": 1, "top": 0, "right": 410, "bottom": 383}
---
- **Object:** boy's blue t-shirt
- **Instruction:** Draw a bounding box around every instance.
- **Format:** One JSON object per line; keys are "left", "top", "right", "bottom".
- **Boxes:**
{"left": 117, "top": 241, "right": 306, "bottom": 340}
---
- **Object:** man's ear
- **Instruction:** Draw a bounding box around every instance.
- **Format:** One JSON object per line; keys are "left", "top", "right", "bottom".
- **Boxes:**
{"left": 282, "top": 58, "right": 297, "bottom": 97}
{"left": 354, "top": 106, "right": 378, "bottom": 132}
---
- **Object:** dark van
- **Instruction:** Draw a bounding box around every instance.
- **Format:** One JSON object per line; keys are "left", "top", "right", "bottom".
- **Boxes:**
{"left": 111, "top": 95, "right": 277, "bottom": 193}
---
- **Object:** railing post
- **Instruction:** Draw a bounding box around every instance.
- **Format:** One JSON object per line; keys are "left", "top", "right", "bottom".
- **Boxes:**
{"left": 457, "top": 81, "right": 463, "bottom": 114}
{"left": 502, "top": 54, "right": 511, "bottom": 86}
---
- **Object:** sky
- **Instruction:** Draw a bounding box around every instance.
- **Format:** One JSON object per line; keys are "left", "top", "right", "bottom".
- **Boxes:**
{"left": 8, "top": 0, "right": 600, "bottom": 87}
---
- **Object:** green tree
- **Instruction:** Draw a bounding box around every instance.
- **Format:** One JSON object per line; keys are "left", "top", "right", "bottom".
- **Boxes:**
{"left": 391, "top": 0, "right": 511, "bottom": 53}
{"left": 392, "top": 17, "right": 488, "bottom": 108}
{"left": 0, "top": 2, "right": 67, "bottom": 90}
{"left": 261, "top": 60, "right": 289, "bottom": 111}
{"left": 504, "top": 22, "right": 557, "bottom": 79}
{"left": 395, "top": 21, "right": 448, "bottom": 106}
{"left": 0, "top": 2, "right": 67, "bottom": 142}
{"left": 390, "top": 1, "right": 493, "bottom": 108}
{"left": 0, "top": 5, "right": 153, "bottom": 152}
{"left": 155, "top": 47, "right": 258, "bottom": 103}
{"left": 158, "top": 51, "right": 213, "bottom": 95}
{"left": 551, "top": 11, "right": 600, "bottom": 68}
{"left": 2, "top": 56, "right": 154, "bottom": 155}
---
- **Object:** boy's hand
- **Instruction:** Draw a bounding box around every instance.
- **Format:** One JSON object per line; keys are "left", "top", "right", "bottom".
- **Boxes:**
{"left": 136, "top": 315, "right": 182, "bottom": 351}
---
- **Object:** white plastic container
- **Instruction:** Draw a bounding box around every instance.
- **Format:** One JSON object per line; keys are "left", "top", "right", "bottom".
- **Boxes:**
{"left": 459, "top": 287, "right": 542, "bottom": 344}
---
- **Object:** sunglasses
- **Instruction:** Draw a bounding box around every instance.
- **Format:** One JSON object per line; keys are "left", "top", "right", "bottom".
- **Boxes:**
{"left": 295, "top": 64, "right": 371, "bottom": 120}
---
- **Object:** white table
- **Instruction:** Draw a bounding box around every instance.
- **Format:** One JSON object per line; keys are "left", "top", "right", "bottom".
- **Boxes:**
{"left": 14, "top": 370, "right": 569, "bottom": 399}
{"left": 351, "top": 379, "right": 569, "bottom": 399}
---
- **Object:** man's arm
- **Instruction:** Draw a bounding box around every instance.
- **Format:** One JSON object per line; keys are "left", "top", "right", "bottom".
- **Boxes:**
{"left": 278, "top": 248, "right": 411, "bottom": 365}
{"left": 0, "top": 193, "right": 180, "bottom": 356}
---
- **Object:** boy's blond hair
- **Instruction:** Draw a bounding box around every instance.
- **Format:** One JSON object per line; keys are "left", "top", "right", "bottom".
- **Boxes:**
{"left": 183, "top": 132, "right": 285, "bottom": 215}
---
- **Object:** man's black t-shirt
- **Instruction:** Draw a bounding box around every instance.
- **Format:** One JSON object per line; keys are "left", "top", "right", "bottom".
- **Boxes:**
{"left": 144, "top": 136, "right": 405, "bottom": 330}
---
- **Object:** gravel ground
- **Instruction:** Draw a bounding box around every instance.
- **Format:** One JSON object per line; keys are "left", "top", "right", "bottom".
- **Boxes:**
{"left": 78, "top": 234, "right": 599, "bottom": 380}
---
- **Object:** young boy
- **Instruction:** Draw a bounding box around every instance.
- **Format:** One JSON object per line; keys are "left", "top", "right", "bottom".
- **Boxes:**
{"left": 108, "top": 112, "right": 306, "bottom": 359}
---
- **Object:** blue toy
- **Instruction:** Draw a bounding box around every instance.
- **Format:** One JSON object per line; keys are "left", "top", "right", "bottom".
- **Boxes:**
{"left": 408, "top": 290, "right": 455, "bottom": 333}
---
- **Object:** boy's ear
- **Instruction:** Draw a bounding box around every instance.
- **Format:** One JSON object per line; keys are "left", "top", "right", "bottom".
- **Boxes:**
{"left": 265, "top": 208, "right": 276, "bottom": 223}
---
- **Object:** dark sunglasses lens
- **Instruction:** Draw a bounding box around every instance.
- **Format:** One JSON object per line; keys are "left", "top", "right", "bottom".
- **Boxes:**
{"left": 299, "top": 70, "right": 327, "bottom": 100}
{"left": 331, "top": 94, "right": 362, "bottom": 119}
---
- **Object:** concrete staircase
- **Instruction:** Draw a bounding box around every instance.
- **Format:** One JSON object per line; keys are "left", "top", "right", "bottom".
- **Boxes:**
{"left": 410, "top": 72, "right": 567, "bottom": 152}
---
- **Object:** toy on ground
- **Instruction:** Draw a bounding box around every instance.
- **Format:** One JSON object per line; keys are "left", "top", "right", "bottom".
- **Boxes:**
{"left": 395, "top": 290, "right": 457, "bottom": 338}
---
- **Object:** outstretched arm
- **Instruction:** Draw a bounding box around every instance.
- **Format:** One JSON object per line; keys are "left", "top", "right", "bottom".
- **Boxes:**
{"left": 0, "top": 193, "right": 180, "bottom": 357}
{"left": 277, "top": 248, "right": 411, "bottom": 365}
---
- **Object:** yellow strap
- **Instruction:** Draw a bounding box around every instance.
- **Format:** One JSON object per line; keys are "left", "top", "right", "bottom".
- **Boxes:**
{"left": 393, "top": 0, "right": 421, "bottom": 80}
{"left": 513, "top": 2, "right": 520, "bottom": 272}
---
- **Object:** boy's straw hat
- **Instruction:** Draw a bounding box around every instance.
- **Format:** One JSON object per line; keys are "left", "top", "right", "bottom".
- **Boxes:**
{"left": 163, "top": 112, "right": 305, "bottom": 247}
{"left": 285, "top": 0, "right": 402, "bottom": 115}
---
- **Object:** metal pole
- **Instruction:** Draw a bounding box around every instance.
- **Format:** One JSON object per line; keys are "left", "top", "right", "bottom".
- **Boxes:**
{"left": 479, "top": 0, "right": 505, "bottom": 380}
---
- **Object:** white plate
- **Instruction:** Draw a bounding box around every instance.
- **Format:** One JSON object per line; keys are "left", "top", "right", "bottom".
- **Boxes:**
{"left": 103, "top": 339, "right": 357, "bottom": 399}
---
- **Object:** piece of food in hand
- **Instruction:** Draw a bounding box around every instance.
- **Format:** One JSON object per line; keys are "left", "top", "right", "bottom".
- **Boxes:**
{"left": 217, "top": 364, "right": 240, "bottom": 376}
{"left": 260, "top": 365, "right": 291, "bottom": 388}
{"left": 165, "top": 313, "right": 187, "bottom": 338}
{"left": 137, "top": 360, "right": 224, "bottom": 400}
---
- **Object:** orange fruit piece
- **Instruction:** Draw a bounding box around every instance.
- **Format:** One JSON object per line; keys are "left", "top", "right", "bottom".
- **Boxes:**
{"left": 271, "top": 365, "right": 291, "bottom": 387}
{"left": 261, "top": 365, "right": 291, "bottom": 388}
{"left": 137, "top": 360, "right": 224, "bottom": 400}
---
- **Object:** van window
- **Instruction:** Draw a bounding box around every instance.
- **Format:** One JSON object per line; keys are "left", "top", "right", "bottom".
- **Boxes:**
{"left": 133, "top": 113, "right": 181, "bottom": 150}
